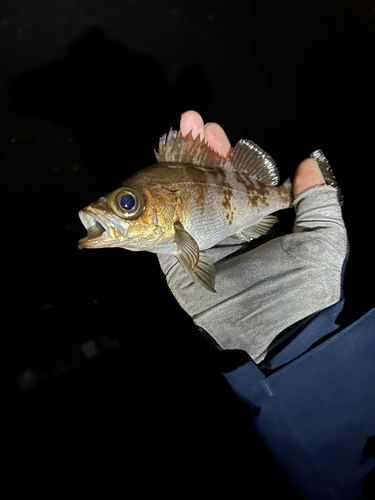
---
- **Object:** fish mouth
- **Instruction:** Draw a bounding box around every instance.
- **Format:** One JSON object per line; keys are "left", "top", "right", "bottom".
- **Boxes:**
{"left": 78, "top": 210, "right": 111, "bottom": 249}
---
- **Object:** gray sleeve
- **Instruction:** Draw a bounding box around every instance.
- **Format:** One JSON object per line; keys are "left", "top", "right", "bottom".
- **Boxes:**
{"left": 159, "top": 185, "right": 348, "bottom": 364}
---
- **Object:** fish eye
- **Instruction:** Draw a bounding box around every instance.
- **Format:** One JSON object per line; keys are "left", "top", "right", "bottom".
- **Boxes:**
{"left": 109, "top": 187, "right": 144, "bottom": 219}
{"left": 120, "top": 194, "right": 136, "bottom": 211}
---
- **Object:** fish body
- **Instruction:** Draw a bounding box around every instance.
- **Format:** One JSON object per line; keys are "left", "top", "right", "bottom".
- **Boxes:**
{"left": 78, "top": 129, "right": 293, "bottom": 292}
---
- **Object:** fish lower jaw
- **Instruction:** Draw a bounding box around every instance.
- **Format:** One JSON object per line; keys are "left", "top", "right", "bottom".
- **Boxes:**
{"left": 78, "top": 230, "right": 111, "bottom": 249}
{"left": 78, "top": 210, "right": 112, "bottom": 249}
{"left": 78, "top": 235, "right": 108, "bottom": 249}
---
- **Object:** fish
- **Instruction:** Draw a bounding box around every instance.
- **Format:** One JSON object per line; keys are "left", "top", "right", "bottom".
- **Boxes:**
{"left": 78, "top": 129, "right": 293, "bottom": 292}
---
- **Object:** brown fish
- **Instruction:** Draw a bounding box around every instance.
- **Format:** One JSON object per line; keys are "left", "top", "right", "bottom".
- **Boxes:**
{"left": 78, "top": 129, "right": 292, "bottom": 292}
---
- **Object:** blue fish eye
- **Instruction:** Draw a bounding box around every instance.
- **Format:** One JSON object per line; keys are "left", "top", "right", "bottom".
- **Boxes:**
{"left": 119, "top": 194, "right": 136, "bottom": 211}
{"left": 110, "top": 187, "right": 143, "bottom": 219}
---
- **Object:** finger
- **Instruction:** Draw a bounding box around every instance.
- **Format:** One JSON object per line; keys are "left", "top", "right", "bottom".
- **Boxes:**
{"left": 293, "top": 158, "right": 325, "bottom": 197}
{"left": 180, "top": 110, "right": 205, "bottom": 139}
{"left": 204, "top": 122, "right": 232, "bottom": 158}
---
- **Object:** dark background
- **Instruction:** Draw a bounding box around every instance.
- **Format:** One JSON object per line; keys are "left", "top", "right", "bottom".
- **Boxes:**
{"left": 1, "top": 0, "right": 374, "bottom": 496}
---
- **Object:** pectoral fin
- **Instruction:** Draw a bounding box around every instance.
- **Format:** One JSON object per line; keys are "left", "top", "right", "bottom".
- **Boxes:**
{"left": 173, "top": 221, "right": 216, "bottom": 292}
{"left": 173, "top": 221, "right": 200, "bottom": 269}
{"left": 237, "top": 215, "right": 279, "bottom": 242}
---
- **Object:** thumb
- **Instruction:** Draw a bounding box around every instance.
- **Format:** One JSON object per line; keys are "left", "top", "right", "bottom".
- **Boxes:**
{"left": 293, "top": 158, "right": 326, "bottom": 197}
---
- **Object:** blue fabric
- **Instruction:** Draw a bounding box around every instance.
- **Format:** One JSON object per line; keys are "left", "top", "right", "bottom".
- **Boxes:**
{"left": 261, "top": 300, "right": 345, "bottom": 370}
{"left": 223, "top": 305, "right": 375, "bottom": 499}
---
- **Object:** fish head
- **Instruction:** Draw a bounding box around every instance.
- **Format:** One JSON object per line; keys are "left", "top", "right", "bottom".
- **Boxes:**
{"left": 78, "top": 183, "right": 168, "bottom": 251}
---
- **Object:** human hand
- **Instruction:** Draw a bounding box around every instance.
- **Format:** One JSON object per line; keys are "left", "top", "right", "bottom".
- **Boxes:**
{"left": 158, "top": 111, "right": 348, "bottom": 363}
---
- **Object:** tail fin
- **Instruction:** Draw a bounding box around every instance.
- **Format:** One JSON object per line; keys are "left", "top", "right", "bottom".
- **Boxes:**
{"left": 309, "top": 150, "right": 344, "bottom": 205}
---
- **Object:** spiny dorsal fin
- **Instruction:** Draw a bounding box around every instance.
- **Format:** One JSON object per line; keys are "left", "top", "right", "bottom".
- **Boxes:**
{"left": 154, "top": 129, "right": 226, "bottom": 168}
{"left": 155, "top": 129, "right": 280, "bottom": 187}
{"left": 226, "top": 139, "right": 280, "bottom": 186}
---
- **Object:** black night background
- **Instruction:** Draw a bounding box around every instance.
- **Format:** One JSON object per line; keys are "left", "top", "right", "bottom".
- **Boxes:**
{"left": 1, "top": 0, "right": 374, "bottom": 496}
